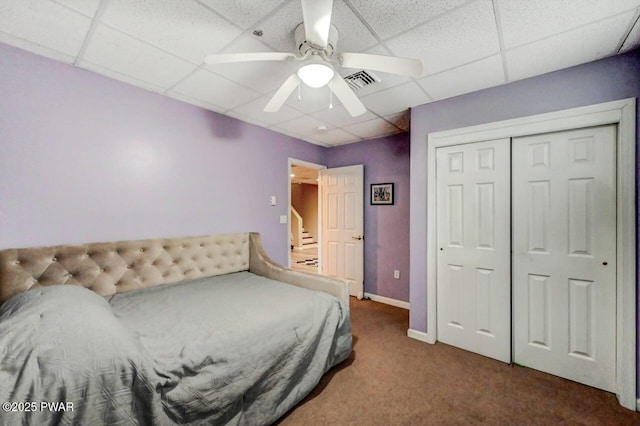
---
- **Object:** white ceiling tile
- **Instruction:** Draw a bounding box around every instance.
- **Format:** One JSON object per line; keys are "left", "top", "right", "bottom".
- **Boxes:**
{"left": 256, "top": 1, "right": 303, "bottom": 52}
{"left": 0, "top": 0, "right": 91, "bottom": 58}
{"left": 385, "top": 0, "right": 500, "bottom": 75}
{"left": 497, "top": 0, "right": 640, "bottom": 49}
{"left": 506, "top": 11, "right": 634, "bottom": 81}
{"left": 171, "top": 68, "right": 261, "bottom": 109}
{"left": 329, "top": 0, "right": 378, "bottom": 52}
{"left": 80, "top": 60, "right": 166, "bottom": 93}
{"left": 198, "top": 0, "right": 288, "bottom": 30}
{"left": 384, "top": 111, "right": 410, "bottom": 131}
{"left": 0, "top": 32, "right": 76, "bottom": 64}
{"left": 166, "top": 91, "right": 227, "bottom": 114}
{"left": 205, "top": 34, "right": 299, "bottom": 95}
{"left": 53, "top": 0, "right": 100, "bottom": 17}
{"left": 308, "top": 128, "right": 360, "bottom": 146}
{"left": 223, "top": 110, "right": 269, "bottom": 127}
{"left": 275, "top": 115, "right": 330, "bottom": 136}
{"left": 418, "top": 55, "right": 505, "bottom": 100}
{"left": 231, "top": 96, "right": 304, "bottom": 125}
{"left": 312, "top": 104, "right": 378, "bottom": 128}
{"left": 620, "top": 17, "right": 640, "bottom": 52}
{"left": 361, "top": 82, "right": 430, "bottom": 116}
{"left": 100, "top": 0, "right": 243, "bottom": 64}
{"left": 343, "top": 117, "right": 401, "bottom": 139}
{"left": 348, "top": 0, "right": 469, "bottom": 40}
{"left": 82, "top": 24, "right": 196, "bottom": 89}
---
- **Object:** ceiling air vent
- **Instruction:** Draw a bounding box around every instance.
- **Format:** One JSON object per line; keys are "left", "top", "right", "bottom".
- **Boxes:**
{"left": 343, "top": 70, "right": 381, "bottom": 91}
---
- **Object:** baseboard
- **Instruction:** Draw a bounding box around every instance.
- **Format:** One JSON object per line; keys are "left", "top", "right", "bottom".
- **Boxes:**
{"left": 364, "top": 292, "right": 409, "bottom": 309}
{"left": 407, "top": 328, "right": 435, "bottom": 344}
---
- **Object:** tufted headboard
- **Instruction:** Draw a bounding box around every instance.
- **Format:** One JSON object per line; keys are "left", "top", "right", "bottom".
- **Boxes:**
{"left": 0, "top": 233, "right": 250, "bottom": 304}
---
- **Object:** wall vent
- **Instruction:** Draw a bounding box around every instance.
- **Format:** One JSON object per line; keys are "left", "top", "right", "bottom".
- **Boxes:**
{"left": 343, "top": 70, "right": 381, "bottom": 90}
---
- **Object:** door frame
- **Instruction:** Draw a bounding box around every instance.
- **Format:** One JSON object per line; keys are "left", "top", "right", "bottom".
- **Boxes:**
{"left": 423, "top": 98, "right": 636, "bottom": 410}
{"left": 287, "top": 158, "right": 326, "bottom": 270}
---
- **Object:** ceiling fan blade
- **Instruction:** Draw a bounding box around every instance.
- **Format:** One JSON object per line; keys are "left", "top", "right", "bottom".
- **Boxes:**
{"left": 204, "top": 52, "right": 295, "bottom": 65}
{"left": 301, "top": 0, "right": 333, "bottom": 48}
{"left": 339, "top": 53, "right": 423, "bottom": 78}
{"left": 330, "top": 75, "right": 366, "bottom": 117}
{"left": 264, "top": 73, "right": 300, "bottom": 112}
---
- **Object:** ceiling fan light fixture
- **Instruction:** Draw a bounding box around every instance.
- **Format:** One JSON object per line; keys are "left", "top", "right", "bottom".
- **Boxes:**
{"left": 297, "top": 63, "right": 334, "bottom": 88}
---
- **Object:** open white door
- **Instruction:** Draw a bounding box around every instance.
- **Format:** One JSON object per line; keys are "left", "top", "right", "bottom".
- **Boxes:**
{"left": 320, "top": 165, "right": 364, "bottom": 299}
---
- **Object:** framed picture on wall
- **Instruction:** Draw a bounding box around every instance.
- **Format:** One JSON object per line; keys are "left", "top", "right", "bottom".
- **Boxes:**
{"left": 370, "top": 183, "right": 394, "bottom": 205}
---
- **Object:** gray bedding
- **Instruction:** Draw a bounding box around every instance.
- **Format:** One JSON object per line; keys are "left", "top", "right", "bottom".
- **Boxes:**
{"left": 0, "top": 272, "right": 351, "bottom": 425}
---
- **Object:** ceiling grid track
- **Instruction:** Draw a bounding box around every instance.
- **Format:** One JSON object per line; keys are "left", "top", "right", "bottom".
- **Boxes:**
{"left": 615, "top": 7, "right": 640, "bottom": 53}
{"left": 491, "top": 0, "right": 510, "bottom": 83}
{"left": 73, "top": 0, "right": 110, "bottom": 66}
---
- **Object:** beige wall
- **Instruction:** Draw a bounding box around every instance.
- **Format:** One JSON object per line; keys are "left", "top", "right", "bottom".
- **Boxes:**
{"left": 291, "top": 183, "right": 318, "bottom": 242}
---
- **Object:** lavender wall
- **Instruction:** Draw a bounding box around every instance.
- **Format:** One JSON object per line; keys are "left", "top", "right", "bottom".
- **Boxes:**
{"left": 0, "top": 43, "right": 324, "bottom": 265}
{"left": 410, "top": 48, "right": 640, "bottom": 395}
{"left": 326, "top": 133, "right": 410, "bottom": 302}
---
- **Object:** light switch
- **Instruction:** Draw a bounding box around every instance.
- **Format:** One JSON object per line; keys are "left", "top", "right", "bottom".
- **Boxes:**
{"left": 270, "top": 196, "right": 276, "bottom": 206}
{"left": 280, "top": 215, "right": 287, "bottom": 224}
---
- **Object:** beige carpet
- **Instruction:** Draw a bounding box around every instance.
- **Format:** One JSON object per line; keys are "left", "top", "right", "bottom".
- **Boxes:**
{"left": 279, "top": 299, "right": 640, "bottom": 425}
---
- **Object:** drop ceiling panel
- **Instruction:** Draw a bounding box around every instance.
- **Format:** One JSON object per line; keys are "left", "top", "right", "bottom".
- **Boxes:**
{"left": 166, "top": 91, "right": 227, "bottom": 114}
{"left": 0, "top": 33, "right": 76, "bottom": 64}
{"left": 171, "top": 68, "right": 260, "bottom": 109}
{"left": 418, "top": 55, "right": 505, "bottom": 100}
{"left": 0, "top": 0, "right": 91, "bottom": 59}
{"left": 343, "top": 117, "right": 401, "bottom": 139}
{"left": 205, "top": 34, "right": 299, "bottom": 95}
{"left": 312, "top": 104, "right": 377, "bottom": 128}
{"left": 384, "top": 111, "right": 410, "bottom": 131}
{"left": 232, "top": 96, "right": 304, "bottom": 125}
{"left": 275, "top": 115, "right": 330, "bottom": 136}
{"left": 308, "top": 128, "right": 360, "bottom": 146}
{"left": 198, "top": 0, "right": 288, "bottom": 30}
{"left": 497, "top": 0, "right": 640, "bottom": 49}
{"left": 327, "top": 0, "right": 378, "bottom": 52}
{"left": 385, "top": 0, "right": 500, "bottom": 76}
{"left": 620, "top": 16, "right": 640, "bottom": 52}
{"left": 100, "top": 0, "right": 242, "bottom": 64}
{"left": 507, "top": 11, "right": 634, "bottom": 81}
{"left": 256, "top": 1, "right": 304, "bottom": 52}
{"left": 82, "top": 24, "right": 195, "bottom": 89}
{"left": 80, "top": 60, "right": 166, "bottom": 94}
{"left": 347, "top": 0, "right": 469, "bottom": 40}
{"left": 361, "top": 82, "right": 430, "bottom": 116}
{"left": 53, "top": 0, "right": 100, "bottom": 17}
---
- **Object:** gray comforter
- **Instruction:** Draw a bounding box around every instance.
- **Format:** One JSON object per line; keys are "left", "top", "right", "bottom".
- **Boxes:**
{"left": 0, "top": 272, "right": 351, "bottom": 425}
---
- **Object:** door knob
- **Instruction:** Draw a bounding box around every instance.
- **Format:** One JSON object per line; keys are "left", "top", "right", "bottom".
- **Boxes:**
{"left": 352, "top": 235, "right": 363, "bottom": 240}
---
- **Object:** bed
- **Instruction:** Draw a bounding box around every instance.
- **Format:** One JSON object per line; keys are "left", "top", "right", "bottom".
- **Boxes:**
{"left": 0, "top": 233, "right": 351, "bottom": 425}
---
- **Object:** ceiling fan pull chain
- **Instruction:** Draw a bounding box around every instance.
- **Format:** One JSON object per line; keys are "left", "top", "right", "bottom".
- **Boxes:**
{"left": 298, "top": 81, "right": 301, "bottom": 101}
{"left": 329, "top": 79, "right": 333, "bottom": 109}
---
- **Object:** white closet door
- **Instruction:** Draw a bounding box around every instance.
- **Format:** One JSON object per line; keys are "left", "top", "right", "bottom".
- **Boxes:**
{"left": 436, "top": 139, "right": 511, "bottom": 363}
{"left": 513, "top": 125, "right": 616, "bottom": 392}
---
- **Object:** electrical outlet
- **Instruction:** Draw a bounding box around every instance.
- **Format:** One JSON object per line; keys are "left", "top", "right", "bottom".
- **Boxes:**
{"left": 270, "top": 196, "right": 277, "bottom": 206}
{"left": 279, "top": 215, "right": 287, "bottom": 224}
{"left": 393, "top": 270, "right": 400, "bottom": 279}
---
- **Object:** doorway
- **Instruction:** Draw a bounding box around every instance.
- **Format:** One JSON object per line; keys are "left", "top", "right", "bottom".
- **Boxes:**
{"left": 423, "top": 98, "right": 636, "bottom": 410}
{"left": 288, "top": 159, "right": 325, "bottom": 273}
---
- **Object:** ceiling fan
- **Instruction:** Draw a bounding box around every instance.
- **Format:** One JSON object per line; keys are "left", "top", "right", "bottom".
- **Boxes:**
{"left": 203, "top": 0, "right": 423, "bottom": 117}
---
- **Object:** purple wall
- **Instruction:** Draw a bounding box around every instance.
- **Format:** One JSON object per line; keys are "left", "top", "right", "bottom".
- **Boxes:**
{"left": 410, "top": 48, "right": 640, "bottom": 395}
{"left": 0, "top": 43, "right": 324, "bottom": 265}
{"left": 326, "top": 134, "right": 410, "bottom": 302}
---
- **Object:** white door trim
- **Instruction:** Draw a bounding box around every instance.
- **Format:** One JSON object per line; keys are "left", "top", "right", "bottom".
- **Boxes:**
{"left": 287, "top": 158, "right": 326, "bottom": 269}
{"left": 423, "top": 98, "right": 636, "bottom": 410}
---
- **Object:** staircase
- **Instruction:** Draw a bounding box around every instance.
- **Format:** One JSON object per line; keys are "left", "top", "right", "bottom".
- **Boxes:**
{"left": 301, "top": 228, "right": 317, "bottom": 249}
